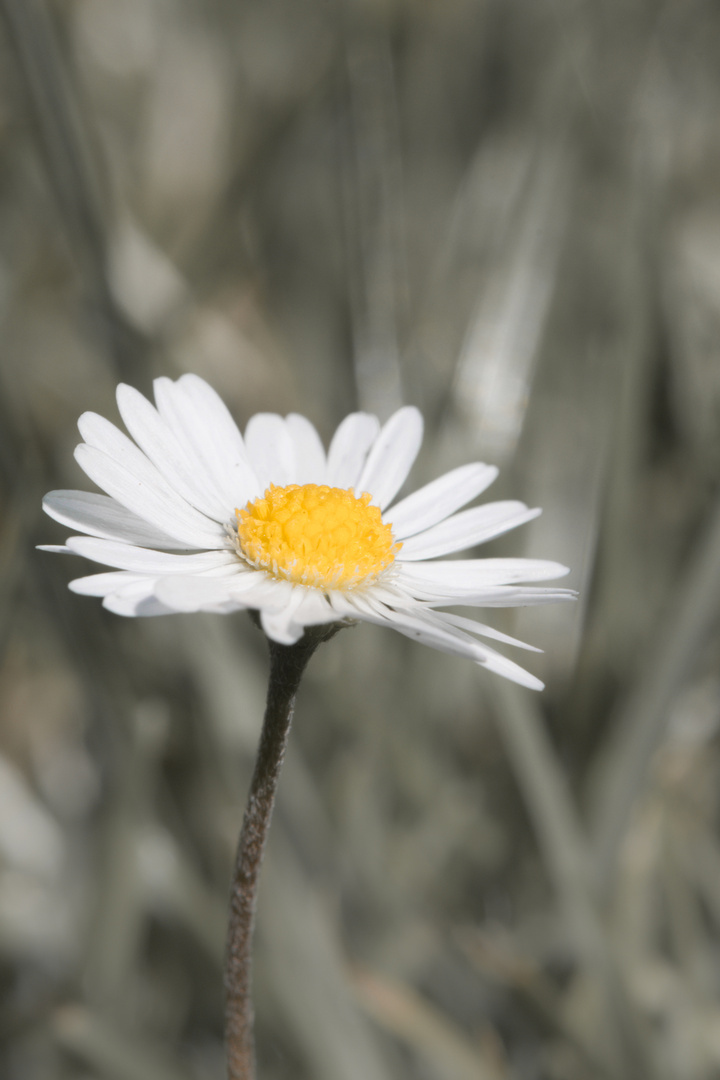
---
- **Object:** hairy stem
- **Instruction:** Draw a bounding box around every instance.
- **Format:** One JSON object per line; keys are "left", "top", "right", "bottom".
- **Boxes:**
{"left": 224, "top": 624, "right": 339, "bottom": 1080}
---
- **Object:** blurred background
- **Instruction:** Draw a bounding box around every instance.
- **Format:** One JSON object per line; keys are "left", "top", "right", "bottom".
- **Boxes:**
{"left": 1, "top": 0, "right": 720, "bottom": 1077}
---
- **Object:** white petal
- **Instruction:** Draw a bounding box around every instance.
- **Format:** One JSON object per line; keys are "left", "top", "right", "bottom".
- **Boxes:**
{"left": 152, "top": 575, "right": 241, "bottom": 613}
{"left": 286, "top": 414, "right": 327, "bottom": 485}
{"left": 74, "top": 441, "right": 224, "bottom": 549}
{"left": 434, "top": 612, "right": 542, "bottom": 652}
{"left": 356, "top": 406, "right": 423, "bottom": 509}
{"left": 260, "top": 589, "right": 308, "bottom": 644}
{"left": 73, "top": 574, "right": 172, "bottom": 616}
{"left": 153, "top": 375, "right": 260, "bottom": 509}
{"left": 339, "top": 593, "right": 544, "bottom": 689}
{"left": 421, "top": 585, "right": 577, "bottom": 608}
{"left": 374, "top": 573, "right": 561, "bottom": 640}
{"left": 385, "top": 463, "right": 498, "bottom": 538}
{"left": 116, "top": 384, "right": 230, "bottom": 521}
{"left": 330, "top": 591, "right": 474, "bottom": 660}
{"left": 244, "top": 414, "right": 296, "bottom": 491}
{"left": 292, "top": 590, "right": 336, "bottom": 626}
{"left": 259, "top": 589, "right": 337, "bottom": 644}
{"left": 102, "top": 579, "right": 177, "bottom": 617}
{"left": 228, "top": 576, "right": 295, "bottom": 609}
{"left": 153, "top": 568, "right": 286, "bottom": 613}
{"left": 396, "top": 558, "right": 570, "bottom": 594}
{"left": 77, "top": 410, "right": 226, "bottom": 536}
{"left": 397, "top": 503, "right": 541, "bottom": 561}
{"left": 326, "top": 413, "right": 380, "bottom": 488}
{"left": 65, "top": 537, "right": 239, "bottom": 574}
{"left": 371, "top": 577, "right": 575, "bottom": 608}
{"left": 43, "top": 491, "right": 192, "bottom": 550}
{"left": 471, "top": 647, "right": 544, "bottom": 690}
{"left": 120, "top": 595, "right": 178, "bottom": 617}
{"left": 69, "top": 570, "right": 149, "bottom": 596}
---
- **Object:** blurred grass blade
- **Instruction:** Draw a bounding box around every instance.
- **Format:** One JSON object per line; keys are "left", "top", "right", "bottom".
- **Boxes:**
{"left": 261, "top": 836, "right": 396, "bottom": 1080}
{"left": 53, "top": 1005, "right": 192, "bottom": 1080}
{"left": 588, "top": 492, "right": 720, "bottom": 895}
{"left": 351, "top": 965, "right": 507, "bottom": 1080}
{"left": 452, "top": 140, "right": 571, "bottom": 463}
{"left": 341, "top": 25, "right": 406, "bottom": 416}
{"left": 0, "top": 0, "right": 147, "bottom": 380}
{"left": 489, "top": 678, "right": 661, "bottom": 1079}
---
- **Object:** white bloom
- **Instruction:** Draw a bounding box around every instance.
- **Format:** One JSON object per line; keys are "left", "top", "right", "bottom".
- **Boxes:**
{"left": 41, "top": 375, "right": 574, "bottom": 689}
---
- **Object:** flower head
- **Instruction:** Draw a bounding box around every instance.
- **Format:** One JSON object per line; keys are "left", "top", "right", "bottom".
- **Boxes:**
{"left": 41, "top": 375, "right": 574, "bottom": 689}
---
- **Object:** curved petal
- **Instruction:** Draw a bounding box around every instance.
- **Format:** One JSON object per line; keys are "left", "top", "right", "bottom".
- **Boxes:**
{"left": 397, "top": 503, "right": 541, "bottom": 561}
{"left": 396, "top": 558, "right": 571, "bottom": 594}
{"left": 434, "top": 611, "right": 542, "bottom": 652}
{"left": 326, "top": 413, "right": 380, "bottom": 488}
{"left": 260, "top": 589, "right": 336, "bottom": 644}
{"left": 116, "top": 384, "right": 230, "bottom": 521}
{"left": 69, "top": 570, "right": 150, "bottom": 596}
{"left": 74, "top": 440, "right": 224, "bottom": 549}
{"left": 152, "top": 574, "right": 242, "bottom": 613}
{"left": 43, "top": 491, "right": 192, "bottom": 550}
{"left": 100, "top": 577, "right": 176, "bottom": 617}
{"left": 292, "top": 590, "right": 336, "bottom": 626}
{"left": 286, "top": 414, "right": 327, "bottom": 485}
{"left": 65, "top": 537, "right": 239, "bottom": 574}
{"left": 420, "top": 585, "right": 577, "bottom": 608}
{"left": 333, "top": 592, "right": 545, "bottom": 689}
{"left": 72, "top": 571, "right": 195, "bottom": 616}
{"left": 153, "top": 569, "right": 293, "bottom": 614}
{"left": 259, "top": 589, "right": 308, "bottom": 644}
{"left": 385, "top": 463, "right": 498, "bottom": 538}
{"left": 153, "top": 375, "right": 260, "bottom": 509}
{"left": 228, "top": 575, "right": 295, "bottom": 609}
{"left": 244, "top": 414, "right": 296, "bottom": 491}
{"left": 356, "top": 406, "right": 423, "bottom": 509}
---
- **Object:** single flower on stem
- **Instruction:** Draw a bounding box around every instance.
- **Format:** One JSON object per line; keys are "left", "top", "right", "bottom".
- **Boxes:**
{"left": 41, "top": 374, "right": 575, "bottom": 1078}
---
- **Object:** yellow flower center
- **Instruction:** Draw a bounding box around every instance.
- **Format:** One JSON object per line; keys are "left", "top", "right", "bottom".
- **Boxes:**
{"left": 236, "top": 483, "right": 401, "bottom": 589}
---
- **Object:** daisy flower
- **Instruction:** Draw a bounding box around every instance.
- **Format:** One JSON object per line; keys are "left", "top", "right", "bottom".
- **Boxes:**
{"left": 41, "top": 375, "right": 574, "bottom": 690}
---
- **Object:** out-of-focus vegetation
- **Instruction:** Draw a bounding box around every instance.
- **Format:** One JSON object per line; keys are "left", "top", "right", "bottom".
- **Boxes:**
{"left": 1, "top": 0, "right": 720, "bottom": 1077}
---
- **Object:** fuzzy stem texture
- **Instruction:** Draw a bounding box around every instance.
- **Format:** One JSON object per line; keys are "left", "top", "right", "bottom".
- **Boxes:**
{"left": 224, "top": 624, "right": 340, "bottom": 1080}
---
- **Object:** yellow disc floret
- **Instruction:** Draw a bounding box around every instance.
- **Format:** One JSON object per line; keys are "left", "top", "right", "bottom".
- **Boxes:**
{"left": 235, "top": 483, "right": 401, "bottom": 590}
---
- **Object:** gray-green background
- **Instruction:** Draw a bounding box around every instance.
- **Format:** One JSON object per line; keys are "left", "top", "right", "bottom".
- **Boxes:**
{"left": 1, "top": 1, "right": 719, "bottom": 1077}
